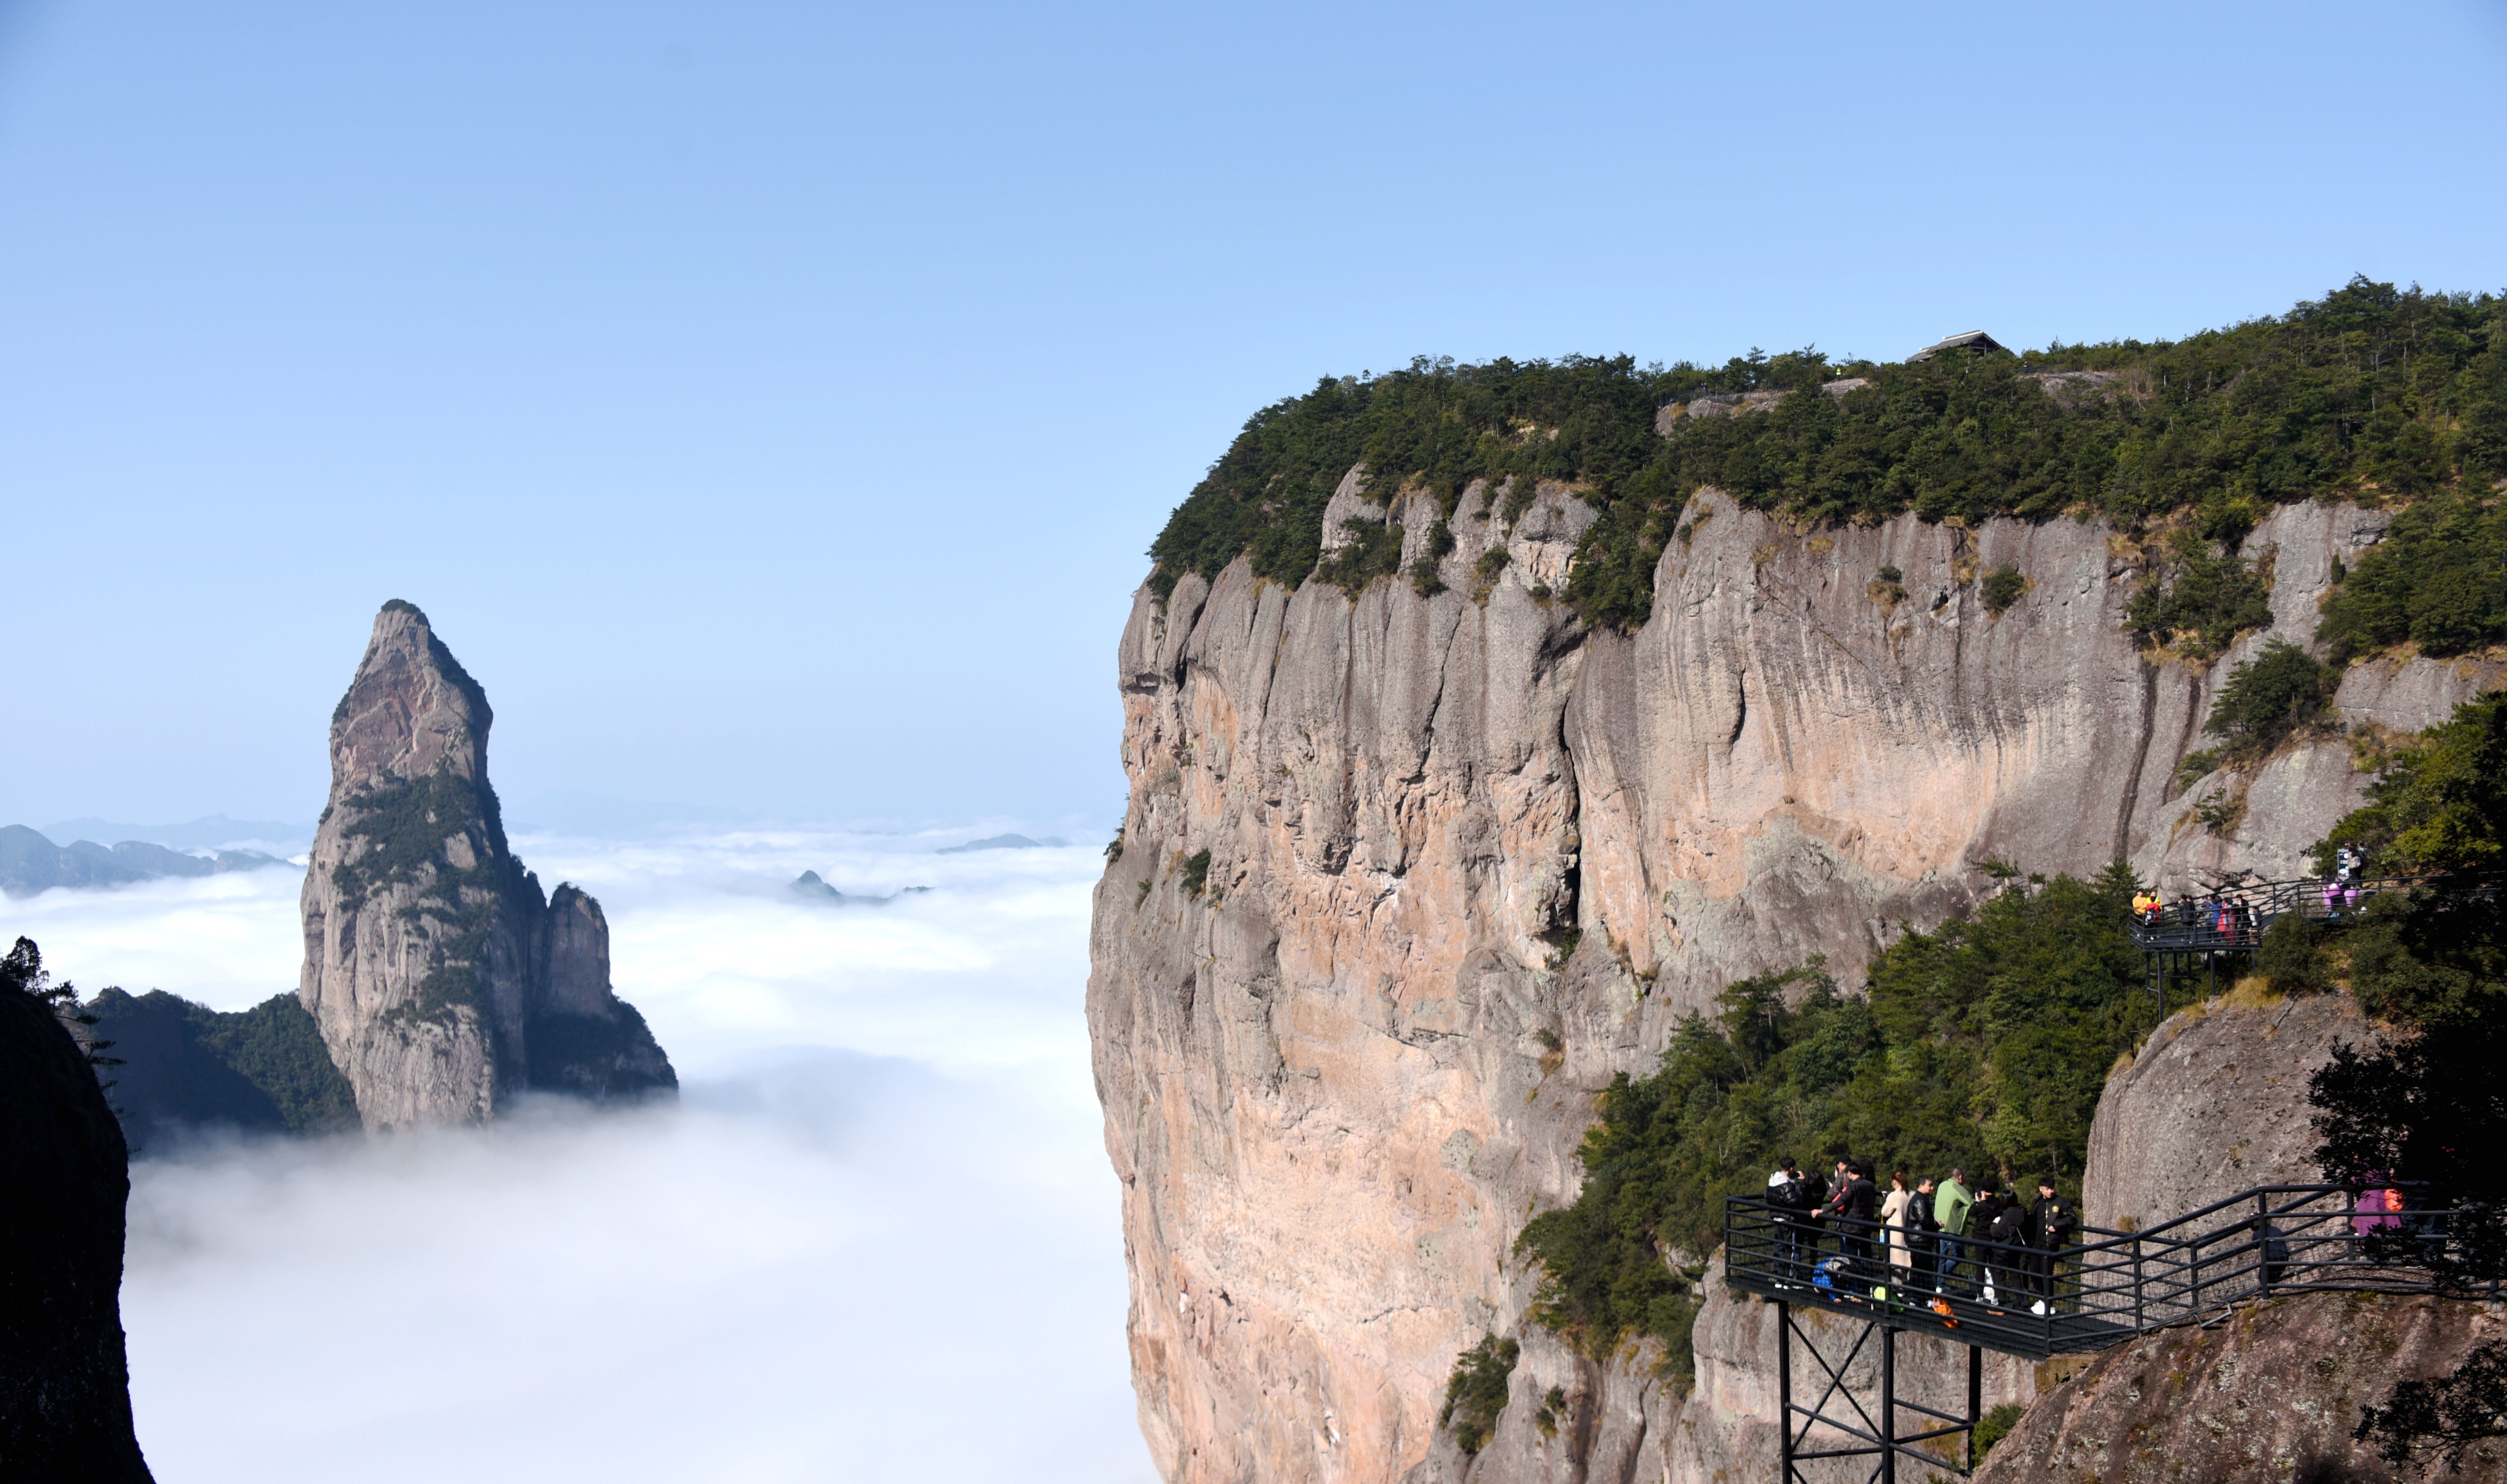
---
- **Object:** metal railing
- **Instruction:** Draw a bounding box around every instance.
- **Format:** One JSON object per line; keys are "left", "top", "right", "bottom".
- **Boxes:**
{"left": 2125, "top": 871, "right": 2496, "bottom": 954}
{"left": 1725, "top": 1184, "right": 2476, "bottom": 1362}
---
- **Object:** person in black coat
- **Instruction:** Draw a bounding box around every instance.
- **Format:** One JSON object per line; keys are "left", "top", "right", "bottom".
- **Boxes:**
{"left": 1908, "top": 1175, "right": 1942, "bottom": 1289}
{"left": 1765, "top": 1157, "right": 1811, "bottom": 1281}
{"left": 1975, "top": 1184, "right": 2024, "bottom": 1306}
{"left": 1824, "top": 1158, "right": 1882, "bottom": 1285}
{"left": 2025, "top": 1179, "right": 2077, "bottom": 1314}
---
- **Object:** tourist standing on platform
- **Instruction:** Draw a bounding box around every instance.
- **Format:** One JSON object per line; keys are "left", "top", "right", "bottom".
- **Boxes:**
{"left": 1881, "top": 1171, "right": 1916, "bottom": 1279}
{"left": 1977, "top": 1183, "right": 2027, "bottom": 1306}
{"left": 1933, "top": 1168, "right": 1974, "bottom": 1296}
{"left": 1824, "top": 1159, "right": 1879, "bottom": 1284}
{"left": 2025, "top": 1179, "right": 2076, "bottom": 1315}
{"left": 1766, "top": 1158, "right": 1812, "bottom": 1280}
{"left": 1909, "top": 1176, "right": 1942, "bottom": 1289}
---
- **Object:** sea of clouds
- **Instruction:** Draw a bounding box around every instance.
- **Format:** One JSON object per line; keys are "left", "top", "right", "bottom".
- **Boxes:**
{"left": 9, "top": 827, "right": 1154, "bottom": 1483}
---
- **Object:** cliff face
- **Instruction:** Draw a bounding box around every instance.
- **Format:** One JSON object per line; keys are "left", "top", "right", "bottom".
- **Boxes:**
{"left": 299, "top": 602, "right": 676, "bottom": 1130}
{"left": 1088, "top": 477, "right": 2498, "bottom": 1484}
{"left": 1399, "top": 1253, "right": 2039, "bottom": 1484}
{"left": 0, "top": 944, "right": 154, "bottom": 1484}
{"left": 1975, "top": 1290, "right": 2506, "bottom": 1484}
{"left": 2082, "top": 990, "right": 2377, "bottom": 1234}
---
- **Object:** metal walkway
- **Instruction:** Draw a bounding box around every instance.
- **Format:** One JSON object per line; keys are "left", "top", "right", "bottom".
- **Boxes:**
{"left": 2126, "top": 869, "right": 2496, "bottom": 1018}
{"left": 1722, "top": 1185, "right": 2473, "bottom": 1480}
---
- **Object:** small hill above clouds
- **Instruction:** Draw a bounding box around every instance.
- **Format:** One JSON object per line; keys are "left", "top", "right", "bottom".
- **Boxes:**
{"left": 0, "top": 825, "right": 292, "bottom": 898}
{"left": 937, "top": 833, "right": 1067, "bottom": 853}
{"left": 789, "top": 871, "right": 931, "bottom": 905}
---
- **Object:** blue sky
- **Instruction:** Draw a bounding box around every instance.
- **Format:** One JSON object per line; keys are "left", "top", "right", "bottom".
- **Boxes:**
{"left": 5, "top": 0, "right": 2503, "bottom": 829}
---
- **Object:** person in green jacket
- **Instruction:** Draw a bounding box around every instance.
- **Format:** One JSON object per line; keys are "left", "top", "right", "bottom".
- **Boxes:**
{"left": 1933, "top": 1168, "right": 1974, "bottom": 1297}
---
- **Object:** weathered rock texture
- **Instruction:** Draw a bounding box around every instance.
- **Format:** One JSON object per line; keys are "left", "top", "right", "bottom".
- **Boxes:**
{"left": 1090, "top": 471, "right": 2499, "bottom": 1484}
{"left": 1975, "top": 1291, "right": 2507, "bottom": 1484}
{"left": 1403, "top": 1253, "right": 2039, "bottom": 1484}
{"left": 2083, "top": 991, "right": 2378, "bottom": 1234}
{"left": 299, "top": 602, "right": 676, "bottom": 1130}
{"left": 1, "top": 951, "right": 155, "bottom": 1483}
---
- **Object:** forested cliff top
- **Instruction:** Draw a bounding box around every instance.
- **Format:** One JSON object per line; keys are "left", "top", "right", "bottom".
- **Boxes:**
{"left": 1148, "top": 276, "right": 2507, "bottom": 636}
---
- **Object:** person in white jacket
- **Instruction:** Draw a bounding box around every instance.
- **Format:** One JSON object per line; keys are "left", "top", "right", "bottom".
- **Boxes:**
{"left": 1880, "top": 1171, "right": 1917, "bottom": 1280}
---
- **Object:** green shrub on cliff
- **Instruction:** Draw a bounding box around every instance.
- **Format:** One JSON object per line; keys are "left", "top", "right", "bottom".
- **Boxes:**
{"left": 2316, "top": 690, "right": 2507, "bottom": 879}
{"left": 2318, "top": 491, "right": 2507, "bottom": 661}
{"left": 2202, "top": 640, "right": 2340, "bottom": 763}
{"left": 1437, "top": 1335, "right": 1518, "bottom": 1455}
{"left": 2124, "top": 535, "right": 2275, "bottom": 660}
{"left": 1515, "top": 864, "right": 2147, "bottom": 1360}
{"left": 1146, "top": 279, "right": 2505, "bottom": 639}
{"left": 2302, "top": 690, "right": 2507, "bottom": 1025}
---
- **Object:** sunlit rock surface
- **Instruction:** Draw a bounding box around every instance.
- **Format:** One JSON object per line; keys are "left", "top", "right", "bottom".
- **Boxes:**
{"left": 1089, "top": 477, "right": 2498, "bottom": 1484}
{"left": 299, "top": 601, "right": 675, "bottom": 1129}
{"left": 2082, "top": 990, "right": 2377, "bottom": 1235}
{"left": 1977, "top": 1290, "right": 2507, "bottom": 1484}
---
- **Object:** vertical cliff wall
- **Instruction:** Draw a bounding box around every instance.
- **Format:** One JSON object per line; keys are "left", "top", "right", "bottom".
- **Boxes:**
{"left": 300, "top": 602, "right": 676, "bottom": 1130}
{"left": 1088, "top": 476, "right": 2499, "bottom": 1484}
{"left": 0, "top": 941, "right": 154, "bottom": 1484}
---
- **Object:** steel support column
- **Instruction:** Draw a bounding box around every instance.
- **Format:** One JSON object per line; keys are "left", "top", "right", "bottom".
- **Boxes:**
{"left": 1775, "top": 1303, "right": 1980, "bottom": 1483}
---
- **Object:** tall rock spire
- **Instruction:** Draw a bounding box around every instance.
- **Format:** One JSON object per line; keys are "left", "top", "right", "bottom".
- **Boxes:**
{"left": 298, "top": 601, "right": 675, "bottom": 1130}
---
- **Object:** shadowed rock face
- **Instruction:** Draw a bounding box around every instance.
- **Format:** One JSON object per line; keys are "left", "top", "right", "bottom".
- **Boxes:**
{"left": 1976, "top": 1290, "right": 2507, "bottom": 1484}
{"left": 1089, "top": 481, "right": 2498, "bottom": 1484}
{"left": 0, "top": 956, "right": 154, "bottom": 1483}
{"left": 299, "top": 601, "right": 675, "bottom": 1129}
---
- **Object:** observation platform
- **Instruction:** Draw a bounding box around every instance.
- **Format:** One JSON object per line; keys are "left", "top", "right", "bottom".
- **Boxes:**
{"left": 1723, "top": 1187, "right": 2466, "bottom": 1480}
{"left": 2126, "top": 870, "right": 2496, "bottom": 955}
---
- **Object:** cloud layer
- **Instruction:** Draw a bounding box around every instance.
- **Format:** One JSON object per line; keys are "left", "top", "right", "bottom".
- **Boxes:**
{"left": 14, "top": 829, "right": 1150, "bottom": 1483}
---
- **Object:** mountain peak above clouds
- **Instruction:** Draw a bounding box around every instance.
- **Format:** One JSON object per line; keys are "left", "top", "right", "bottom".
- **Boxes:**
{"left": 298, "top": 601, "right": 676, "bottom": 1130}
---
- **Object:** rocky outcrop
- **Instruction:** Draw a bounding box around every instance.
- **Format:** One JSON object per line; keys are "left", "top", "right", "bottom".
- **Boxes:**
{"left": 2083, "top": 991, "right": 2377, "bottom": 1234}
{"left": 298, "top": 602, "right": 675, "bottom": 1130}
{"left": 1089, "top": 476, "right": 2497, "bottom": 1484}
{"left": 1976, "top": 1291, "right": 2507, "bottom": 1484}
{"left": 0, "top": 941, "right": 154, "bottom": 1483}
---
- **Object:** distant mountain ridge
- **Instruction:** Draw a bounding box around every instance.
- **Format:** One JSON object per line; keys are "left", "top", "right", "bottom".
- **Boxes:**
{"left": 0, "top": 825, "right": 292, "bottom": 898}
{"left": 40, "top": 815, "right": 305, "bottom": 851}
{"left": 938, "top": 833, "right": 1065, "bottom": 853}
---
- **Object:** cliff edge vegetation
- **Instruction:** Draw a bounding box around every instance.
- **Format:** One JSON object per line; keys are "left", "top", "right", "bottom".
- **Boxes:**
{"left": 1514, "top": 863, "right": 2146, "bottom": 1366}
{"left": 1148, "top": 276, "right": 2507, "bottom": 633}
{"left": 78, "top": 988, "right": 359, "bottom": 1150}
